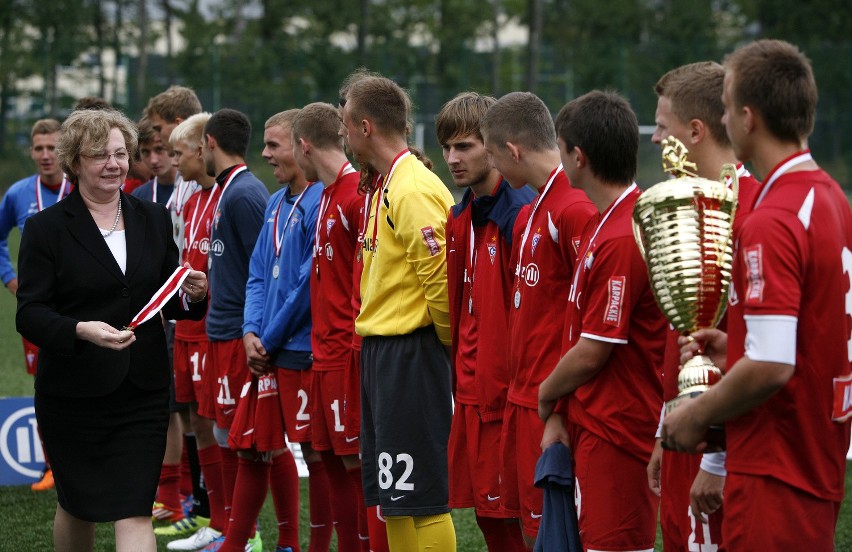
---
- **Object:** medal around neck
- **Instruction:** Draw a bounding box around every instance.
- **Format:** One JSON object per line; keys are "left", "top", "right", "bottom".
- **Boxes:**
{"left": 632, "top": 137, "right": 738, "bottom": 452}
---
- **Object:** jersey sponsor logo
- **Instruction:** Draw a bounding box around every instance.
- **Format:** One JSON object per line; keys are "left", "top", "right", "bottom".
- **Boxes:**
{"left": 522, "top": 263, "right": 540, "bottom": 287}
{"left": 420, "top": 226, "right": 441, "bottom": 256}
{"left": 530, "top": 230, "right": 542, "bottom": 256}
{"left": 832, "top": 375, "right": 852, "bottom": 422}
{"left": 604, "top": 276, "right": 626, "bottom": 326}
{"left": 325, "top": 243, "right": 334, "bottom": 261}
{"left": 210, "top": 239, "right": 225, "bottom": 257}
{"left": 257, "top": 374, "right": 279, "bottom": 399}
{"left": 198, "top": 237, "right": 211, "bottom": 255}
{"left": 744, "top": 244, "right": 764, "bottom": 302}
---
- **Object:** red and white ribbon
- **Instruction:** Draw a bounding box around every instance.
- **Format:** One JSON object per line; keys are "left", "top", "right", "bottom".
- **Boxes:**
{"left": 124, "top": 266, "right": 191, "bottom": 330}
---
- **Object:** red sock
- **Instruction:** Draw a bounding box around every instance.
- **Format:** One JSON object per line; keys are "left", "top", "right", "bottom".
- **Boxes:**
{"left": 219, "top": 445, "right": 239, "bottom": 535}
{"left": 198, "top": 445, "right": 226, "bottom": 531}
{"left": 366, "top": 506, "right": 389, "bottom": 552}
{"left": 477, "top": 516, "right": 527, "bottom": 552}
{"left": 219, "top": 457, "right": 269, "bottom": 552}
{"left": 179, "top": 443, "right": 193, "bottom": 497}
{"left": 157, "top": 463, "right": 182, "bottom": 511}
{"left": 307, "top": 460, "right": 333, "bottom": 552}
{"left": 322, "top": 452, "right": 359, "bottom": 552}
{"left": 346, "top": 465, "right": 371, "bottom": 552}
{"left": 270, "top": 450, "right": 301, "bottom": 551}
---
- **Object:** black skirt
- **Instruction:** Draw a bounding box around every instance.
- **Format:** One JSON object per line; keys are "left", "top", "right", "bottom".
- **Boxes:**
{"left": 35, "top": 377, "right": 169, "bottom": 522}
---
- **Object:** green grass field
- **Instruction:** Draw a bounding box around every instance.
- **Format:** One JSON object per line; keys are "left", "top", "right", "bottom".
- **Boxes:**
{"left": 2, "top": 230, "right": 852, "bottom": 551}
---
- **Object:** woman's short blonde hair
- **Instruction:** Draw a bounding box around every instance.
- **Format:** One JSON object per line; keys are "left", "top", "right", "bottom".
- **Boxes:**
{"left": 57, "top": 109, "right": 138, "bottom": 178}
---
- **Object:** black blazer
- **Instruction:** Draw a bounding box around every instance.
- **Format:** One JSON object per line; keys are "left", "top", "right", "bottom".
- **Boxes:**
{"left": 16, "top": 189, "right": 206, "bottom": 398}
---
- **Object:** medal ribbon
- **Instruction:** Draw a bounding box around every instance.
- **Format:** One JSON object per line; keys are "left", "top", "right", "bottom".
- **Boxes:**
{"left": 568, "top": 183, "right": 637, "bottom": 303}
{"left": 515, "top": 164, "right": 562, "bottom": 278}
{"left": 166, "top": 175, "right": 194, "bottom": 214}
{"left": 35, "top": 175, "right": 70, "bottom": 212}
{"left": 314, "top": 162, "right": 356, "bottom": 261}
{"left": 274, "top": 182, "right": 313, "bottom": 259}
{"left": 370, "top": 150, "right": 411, "bottom": 254}
{"left": 184, "top": 184, "right": 219, "bottom": 263}
{"left": 754, "top": 150, "right": 813, "bottom": 207}
{"left": 124, "top": 266, "right": 191, "bottom": 330}
{"left": 212, "top": 164, "right": 248, "bottom": 223}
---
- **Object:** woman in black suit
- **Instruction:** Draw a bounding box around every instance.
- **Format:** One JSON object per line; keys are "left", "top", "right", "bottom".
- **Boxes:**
{"left": 16, "top": 108, "right": 209, "bottom": 552}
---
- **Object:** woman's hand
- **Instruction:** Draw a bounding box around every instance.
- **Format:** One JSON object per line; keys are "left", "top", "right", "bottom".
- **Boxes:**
{"left": 182, "top": 263, "right": 208, "bottom": 303}
{"left": 76, "top": 321, "right": 136, "bottom": 350}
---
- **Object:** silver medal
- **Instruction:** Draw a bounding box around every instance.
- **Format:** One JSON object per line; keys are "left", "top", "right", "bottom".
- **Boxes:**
{"left": 514, "top": 290, "right": 521, "bottom": 309}
{"left": 272, "top": 264, "right": 280, "bottom": 279}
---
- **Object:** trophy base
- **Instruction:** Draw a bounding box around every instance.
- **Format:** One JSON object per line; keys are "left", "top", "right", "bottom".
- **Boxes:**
{"left": 665, "top": 392, "right": 726, "bottom": 453}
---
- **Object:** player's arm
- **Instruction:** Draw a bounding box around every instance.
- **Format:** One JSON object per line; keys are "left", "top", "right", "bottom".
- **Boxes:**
{"left": 662, "top": 356, "right": 793, "bottom": 452}
{"left": 393, "top": 187, "right": 454, "bottom": 346}
{"left": 242, "top": 200, "right": 274, "bottom": 346}
{"left": 538, "top": 336, "right": 614, "bottom": 420}
{"left": 0, "top": 191, "right": 19, "bottom": 290}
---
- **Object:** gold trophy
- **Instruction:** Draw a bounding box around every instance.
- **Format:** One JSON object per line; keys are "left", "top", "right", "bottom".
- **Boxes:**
{"left": 632, "top": 137, "right": 737, "bottom": 452}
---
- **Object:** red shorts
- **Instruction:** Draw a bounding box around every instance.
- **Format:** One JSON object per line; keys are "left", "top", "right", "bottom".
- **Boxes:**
{"left": 570, "top": 425, "right": 658, "bottom": 551}
{"left": 276, "top": 367, "right": 313, "bottom": 443}
{"left": 201, "top": 339, "right": 249, "bottom": 428}
{"left": 343, "top": 347, "right": 362, "bottom": 445}
{"left": 229, "top": 373, "right": 287, "bottom": 452}
{"left": 173, "top": 338, "right": 209, "bottom": 405}
{"left": 661, "top": 450, "right": 724, "bottom": 551}
{"left": 311, "top": 368, "right": 359, "bottom": 455}
{"left": 500, "top": 403, "right": 544, "bottom": 537}
{"left": 22, "top": 337, "right": 38, "bottom": 376}
{"left": 448, "top": 402, "right": 506, "bottom": 517}
{"left": 723, "top": 472, "right": 840, "bottom": 551}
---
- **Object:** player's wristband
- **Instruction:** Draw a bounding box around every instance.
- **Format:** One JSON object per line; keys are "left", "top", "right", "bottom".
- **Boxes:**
{"left": 700, "top": 452, "right": 727, "bottom": 476}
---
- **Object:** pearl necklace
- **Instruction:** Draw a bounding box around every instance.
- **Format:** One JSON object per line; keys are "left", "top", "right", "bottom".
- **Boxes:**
{"left": 101, "top": 197, "right": 122, "bottom": 237}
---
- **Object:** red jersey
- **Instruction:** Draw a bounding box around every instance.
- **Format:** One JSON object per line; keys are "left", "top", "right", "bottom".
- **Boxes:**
{"left": 662, "top": 165, "right": 761, "bottom": 402}
{"left": 725, "top": 154, "right": 852, "bottom": 502}
{"left": 310, "top": 165, "right": 363, "bottom": 370}
{"left": 507, "top": 168, "right": 596, "bottom": 409}
{"left": 447, "top": 179, "right": 535, "bottom": 419}
{"left": 564, "top": 185, "right": 666, "bottom": 461}
{"left": 175, "top": 185, "right": 221, "bottom": 340}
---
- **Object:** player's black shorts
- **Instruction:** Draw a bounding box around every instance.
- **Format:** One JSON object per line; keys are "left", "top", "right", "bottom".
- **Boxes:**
{"left": 360, "top": 326, "right": 453, "bottom": 516}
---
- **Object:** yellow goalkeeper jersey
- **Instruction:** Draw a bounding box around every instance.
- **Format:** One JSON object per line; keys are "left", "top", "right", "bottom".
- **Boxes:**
{"left": 355, "top": 150, "right": 454, "bottom": 345}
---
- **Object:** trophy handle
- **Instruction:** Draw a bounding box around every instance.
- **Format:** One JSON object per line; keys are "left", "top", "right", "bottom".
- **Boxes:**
{"left": 631, "top": 218, "right": 647, "bottom": 261}
{"left": 720, "top": 163, "right": 739, "bottom": 221}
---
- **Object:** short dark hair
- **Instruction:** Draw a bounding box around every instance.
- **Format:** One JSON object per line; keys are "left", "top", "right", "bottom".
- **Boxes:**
{"left": 136, "top": 117, "right": 159, "bottom": 145}
{"left": 74, "top": 96, "right": 111, "bottom": 111}
{"left": 435, "top": 91, "right": 496, "bottom": 145}
{"left": 480, "top": 92, "right": 557, "bottom": 152}
{"left": 555, "top": 90, "right": 638, "bottom": 184}
{"left": 346, "top": 76, "right": 410, "bottom": 138}
{"left": 204, "top": 108, "right": 251, "bottom": 157}
{"left": 655, "top": 62, "right": 729, "bottom": 147}
{"left": 724, "top": 39, "right": 817, "bottom": 143}
{"left": 292, "top": 103, "right": 343, "bottom": 151}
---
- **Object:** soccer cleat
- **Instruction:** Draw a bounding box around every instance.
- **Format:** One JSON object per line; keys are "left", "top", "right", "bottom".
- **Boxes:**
{"left": 275, "top": 547, "right": 294, "bottom": 552}
{"left": 246, "top": 531, "right": 263, "bottom": 552}
{"left": 153, "top": 515, "right": 209, "bottom": 536}
{"left": 152, "top": 501, "right": 185, "bottom": 523}
{"left": 165, "top": 526, "right": 222, "bottom": 551}
{"left": 198, "top": 535, "right": 225, "bottom": 552}
{"left": 31, "top": 468, "right": 54, "bottom": 491}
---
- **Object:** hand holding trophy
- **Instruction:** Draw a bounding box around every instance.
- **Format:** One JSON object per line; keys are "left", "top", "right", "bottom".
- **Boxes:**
{"left": 632, "top": 137, "right": 737, "bottom": 452}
